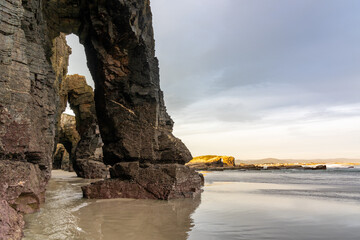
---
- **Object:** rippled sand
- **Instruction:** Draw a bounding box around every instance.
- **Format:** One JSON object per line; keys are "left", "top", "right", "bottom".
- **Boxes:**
{"left": 24, "top": 169, "right": 360, "bottom": 240}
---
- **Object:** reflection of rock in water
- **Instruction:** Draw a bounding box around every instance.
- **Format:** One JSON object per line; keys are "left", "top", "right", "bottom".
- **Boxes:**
{"left": 76, "top": 196, "right": 201, "bottom": 240}
{"left": 23, "top": 173, "right": 93, "bottom": 240}
{"left": 23, "top": 171, "right": 201, "bottom": 240}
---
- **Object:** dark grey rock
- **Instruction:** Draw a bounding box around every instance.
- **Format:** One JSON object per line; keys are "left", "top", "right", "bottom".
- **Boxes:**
{"left": 83, "top": 163, "right": 203, "bottom": 200}
{"left": 0, "top": 1, "right": 195, "bottom": 237}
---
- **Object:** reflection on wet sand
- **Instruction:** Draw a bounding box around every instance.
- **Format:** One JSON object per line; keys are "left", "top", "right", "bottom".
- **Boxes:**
{"left": 25, "top": 169, "right": 360, "bottom": 240}
{"left": 77, "top": 197, "right": 201, "bottom": 240}
{"left": 23, "top": 170, "right": 201, "bottom": 240}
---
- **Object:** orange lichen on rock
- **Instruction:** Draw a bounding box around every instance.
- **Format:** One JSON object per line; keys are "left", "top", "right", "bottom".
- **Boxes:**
{"left": 187, "top": 155, "right": 235, "bottom": 167}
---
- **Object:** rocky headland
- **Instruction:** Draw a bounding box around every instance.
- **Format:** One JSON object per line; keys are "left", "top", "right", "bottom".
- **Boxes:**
{"left": 187, "top": 155, "right": 328, "bottom": 171}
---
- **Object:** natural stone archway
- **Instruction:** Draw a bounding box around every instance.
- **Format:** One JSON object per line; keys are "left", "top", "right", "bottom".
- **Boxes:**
{"left": 60, "top": 74, "right": 108, "bottom": 178}
{"left": 0, "top": 1, "right": 202, "bottom": 238}
{"left": 1, "top": 0, "right": 193, "bottom": 180}
{"left": 61, "top": 75, "right": 102, "bottom": 161}
{"left": 53, "top": 143, "right": 71, "bottom": 171}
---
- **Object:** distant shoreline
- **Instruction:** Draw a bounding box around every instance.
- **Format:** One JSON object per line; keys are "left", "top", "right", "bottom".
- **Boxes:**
{"left": 236, "top": 158, "right": 360, "bottom": 165}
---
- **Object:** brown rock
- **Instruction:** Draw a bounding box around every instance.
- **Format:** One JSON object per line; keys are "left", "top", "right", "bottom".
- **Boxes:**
{"left": 0, "top": 200, "right": 24, "bottom": 240}
{"left": 109, "top": 161, "right": 140, "bottom": 179}
{"left": 58, "top": 114, "right": 80, "bottom": 166}
{"left": 0, "top": 160, "right": 45, "bottom": 214}
{"left": 82, "top": 163, "right": 203, "bottom": 200}
{"left": 75, "top": 159, "right": 109, "bottom": 179}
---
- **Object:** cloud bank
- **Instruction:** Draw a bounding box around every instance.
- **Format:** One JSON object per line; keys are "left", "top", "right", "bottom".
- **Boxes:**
{"left": 65, "top": 0, "right": 360, "bottom": 159}
{"left": 151, "top": 0, "right": 360, "bottom": 159}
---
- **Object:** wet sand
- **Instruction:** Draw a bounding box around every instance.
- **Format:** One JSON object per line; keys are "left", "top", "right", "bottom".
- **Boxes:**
{"left": 24, "top": 169, "right": 360, "bottom": 240}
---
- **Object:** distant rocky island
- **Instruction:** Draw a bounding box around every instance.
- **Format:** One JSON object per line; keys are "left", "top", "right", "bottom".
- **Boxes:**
{"left": 187, "top": 156, "right": 360, "bottom": 171}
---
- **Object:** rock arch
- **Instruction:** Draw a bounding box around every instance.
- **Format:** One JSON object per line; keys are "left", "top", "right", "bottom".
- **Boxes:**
{"left": 46, "top": 0, "right": 193, "bottom": 166}
{"left": 53, "top": 143, "right": 71, "bottom": 171}
{"left": 0, "top": 1, "right": 202, "bottom": 238}
{"left": 60, "top": 74, "right": 108, "bottom": 178}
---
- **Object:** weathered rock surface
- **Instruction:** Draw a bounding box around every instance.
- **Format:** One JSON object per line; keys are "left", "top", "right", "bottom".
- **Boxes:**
{"left": 76, "top": 159, "right": 109, "bottom": 179}
{"left": 58, "top": 114, "right": 80, "bottom": 163}
{"left": 62, "top": 75, "right": 104, "bottom": 162}
{"left": 75, "top": 1, "right": 193, "bottom": 165}
{"left": 0, "top": 200, "right": 24, "bottom": 240}
{"left": 62, "top": 75, "right": 108, "bottom": 178}
{"left": 82, "top": 163, "right": 203, "bottom": 200}
{"left": 57, "top": 110, "right": 107, "bottom": 178}
{"left": 0, "top": 160, "right": 46, "bottom": 214}
{"left": 1, "top": 0, "right": 192, "bottom": 179}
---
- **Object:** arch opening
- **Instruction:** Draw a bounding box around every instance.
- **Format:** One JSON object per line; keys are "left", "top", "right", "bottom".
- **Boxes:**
{"left": 52, "top": 33, "right": 107, "bottom": 178}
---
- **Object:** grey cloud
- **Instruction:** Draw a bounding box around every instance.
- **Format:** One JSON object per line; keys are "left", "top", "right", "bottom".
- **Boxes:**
{"left": 151, "top": 0, "right": 360, "bottom": 123}
{"left": 66, "top": 1, "right": 360, "bottom": 128}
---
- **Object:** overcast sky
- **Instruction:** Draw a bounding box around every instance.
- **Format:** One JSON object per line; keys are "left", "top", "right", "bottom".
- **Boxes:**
{"left": 67, "top": 0, "right": 360, "bottom": 159}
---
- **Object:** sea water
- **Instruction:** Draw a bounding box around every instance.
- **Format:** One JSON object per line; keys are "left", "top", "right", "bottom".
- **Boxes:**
{"left": 23, "top": 169, "right": 360, "bottom": 240}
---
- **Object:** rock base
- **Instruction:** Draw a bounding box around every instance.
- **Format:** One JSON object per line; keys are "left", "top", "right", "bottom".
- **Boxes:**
{"left": 0, "top": 160, "right": 46, "bottom": 214}
{"left": 0, "top": 160, "right": 47, "bottom": 240}
{"left": 82, "top": 163, "right": 204, "bottom": 200}
{"left": 75, "top": 159, "right": 109, "bottom": 179}
{"left": 0, "top": 200, "right": 24, "bottom": 240}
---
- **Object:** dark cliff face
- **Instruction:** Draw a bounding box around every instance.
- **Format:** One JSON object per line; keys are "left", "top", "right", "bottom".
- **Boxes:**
{"left": 0, "top": 1, "right": 197, "bottom": 238}
{"left": 0, "top": 0, "right": 191, "bottom": 170}
{"left": 74, "top": 0, "right": 193, "bottom": 165}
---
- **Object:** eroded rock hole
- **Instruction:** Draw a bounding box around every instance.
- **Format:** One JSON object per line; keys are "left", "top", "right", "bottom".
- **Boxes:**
{"left": 53, "top": 34, "right": 107, "bottom": 179}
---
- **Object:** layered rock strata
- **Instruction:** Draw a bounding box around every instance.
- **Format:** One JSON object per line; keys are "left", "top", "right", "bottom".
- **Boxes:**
{"left": 1, "top": 0, "right": 193, "bottom": 182}
{"left": 1, "top": 0, "right": 199, "bottom": 238}
{"left": 0, "top": 200, "right": 24, "bottom": 240}
{"left": 0, "top": 160, "right": 45, "bottom": 239}
{"left": 0, "top": 161, "right": 46, "bottom": 214}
